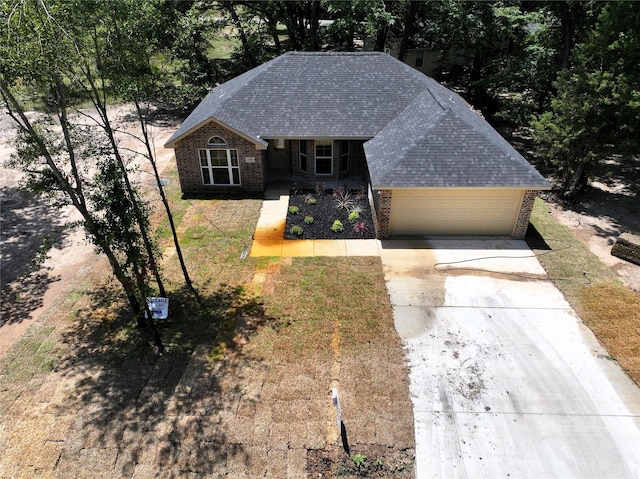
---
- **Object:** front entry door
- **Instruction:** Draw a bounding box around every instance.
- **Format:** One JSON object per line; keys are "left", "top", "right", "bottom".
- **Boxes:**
{"left": 268, "top": 139, "right": 290, "bottom": 172}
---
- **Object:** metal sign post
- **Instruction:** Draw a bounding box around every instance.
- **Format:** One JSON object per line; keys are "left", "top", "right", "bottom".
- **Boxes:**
{"left": 332, "top": 387, "right": 350, "bottom": 456}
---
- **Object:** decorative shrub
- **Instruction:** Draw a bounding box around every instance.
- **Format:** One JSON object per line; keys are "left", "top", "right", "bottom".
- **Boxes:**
{"left": 353, "top": 221, "right": 368, "bottom": 234}
{"left": 348, "top": 211, "right": 360, "bottom": 223}
{"left": 304, "top": 216, "right": 314, "bottom": 224}
{"left": 304, "top": 194, "right": 317, "bottom": 205}
{"left": 333, "top": 186, "right": 354, "bottom": 210}
{"left": 288, "top": 205, "right": 299, "bottom": 214}
{"left": 290, "top": 225, "right": 304, "bottom": 236}
{"left": 347, "top": 204, "right": 363, "bottom": 215}
{"left": 331, "top": 220, "right": 344, "bottom": 232}
{"left": 355, "top": 185, "right": 367, "bottom": 201}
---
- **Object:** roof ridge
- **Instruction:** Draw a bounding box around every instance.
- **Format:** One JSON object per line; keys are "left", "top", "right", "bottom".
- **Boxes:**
{"left": 445, "top": 102, "right": 526, "bottom": 164}
{"left": 285, "top": 51, "right": 385, "bottom": 56}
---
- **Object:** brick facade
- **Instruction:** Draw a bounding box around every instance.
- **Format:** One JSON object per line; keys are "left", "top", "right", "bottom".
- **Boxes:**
{"left": 512, "top": 189, "right": 538, "bottom": 239}
{"left": 174, "top": 121, "right": 265, "bottom": 197}
{"left": 175, "top": 126, "right": 370, "bottom": 197}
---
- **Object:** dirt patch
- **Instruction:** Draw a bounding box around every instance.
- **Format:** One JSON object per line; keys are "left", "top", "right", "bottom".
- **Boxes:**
{"left": 543, "top": 178, "right": 640, "bottom": 294}
{"left": 284, "top": 187, "right": 376, "bottom": 240}
{"left": 306, "top": 444, "right": 415, "bottom": 478}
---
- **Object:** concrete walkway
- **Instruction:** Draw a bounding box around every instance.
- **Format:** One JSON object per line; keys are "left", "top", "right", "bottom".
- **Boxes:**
{"left": 249, "top": 188, "right": 381, "bottom": 257}
{"left": 380, "top": 239, "right": 640, "bottom": 479}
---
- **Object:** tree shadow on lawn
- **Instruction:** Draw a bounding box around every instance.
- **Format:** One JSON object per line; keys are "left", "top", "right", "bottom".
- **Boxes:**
{"left": 52, "top": 283, "right": 276, "bottom": 477}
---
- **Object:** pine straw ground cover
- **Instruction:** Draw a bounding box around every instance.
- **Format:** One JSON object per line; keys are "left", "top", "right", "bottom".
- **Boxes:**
{"left": 528, "top": 198, "right": 640, "bottom": 385}
{"left": 0, "top": 164, "right": 414, "bottom": 478}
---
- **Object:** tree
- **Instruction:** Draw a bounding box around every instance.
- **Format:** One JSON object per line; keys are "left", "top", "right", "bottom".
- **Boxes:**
{"left": 1, "top": 0, "right": 167, "bottom": 351}
{"left": 531, "top": 1, "right": 640, "bottom": 197}
{"left": 84, "top": 0, "right": 198, "bottom": 299}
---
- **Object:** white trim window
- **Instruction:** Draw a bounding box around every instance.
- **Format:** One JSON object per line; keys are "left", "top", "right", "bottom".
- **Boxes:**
{"left": 315, "top": 140, "right": 333, "bottom": 175}
{"left": 199, "top": 149, "right": 240, "bottom": 185}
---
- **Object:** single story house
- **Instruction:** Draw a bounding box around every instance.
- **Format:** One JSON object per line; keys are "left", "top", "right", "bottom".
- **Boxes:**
{"left": 164, "top": 51, "right": 550, "bottom": 239}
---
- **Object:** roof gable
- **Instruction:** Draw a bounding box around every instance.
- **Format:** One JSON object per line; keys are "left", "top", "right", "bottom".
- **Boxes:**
{"left": 365, "top": 81, "right": 550, "bottom": 189}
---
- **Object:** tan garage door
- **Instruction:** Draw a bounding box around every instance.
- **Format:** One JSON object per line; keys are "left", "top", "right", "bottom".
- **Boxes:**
{"left": 389, "top": 188, "right": 523, "bottom": 236}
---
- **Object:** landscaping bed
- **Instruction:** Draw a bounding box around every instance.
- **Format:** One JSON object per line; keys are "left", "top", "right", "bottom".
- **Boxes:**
{"left": 284, "top": 186, "right": 376, "bottom": 240}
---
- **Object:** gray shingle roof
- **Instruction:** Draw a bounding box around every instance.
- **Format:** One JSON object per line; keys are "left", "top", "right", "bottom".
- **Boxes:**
{"left": 165, "top": 51, "right": 550, "bottom": 190}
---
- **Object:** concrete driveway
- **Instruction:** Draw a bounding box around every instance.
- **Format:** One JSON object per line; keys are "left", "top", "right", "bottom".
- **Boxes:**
{"left": 380, "top": 239, "right": 640, "bottom": 479}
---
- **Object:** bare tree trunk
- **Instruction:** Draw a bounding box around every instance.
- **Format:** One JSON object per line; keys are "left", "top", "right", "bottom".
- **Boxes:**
{"left": 563, "top": 160, "right": 587, "bottom": 198}
{"left": 266, "top": 16, "right": 283, "bottom": 54}
{"left": 560, "top": 3, "right": 573, "bottom": 70}
{"left": 309, "top": 1, "right": 321, "bottom": 51}
{"left": 133, "top": 99, "right": 199, "bottom": 301}
{"left": 284, "top": 2, "right": 303, "bottom": 50}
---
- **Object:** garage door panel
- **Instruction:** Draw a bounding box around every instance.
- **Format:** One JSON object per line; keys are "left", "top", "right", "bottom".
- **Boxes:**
{"left": 389, "top": 188, "right": 523, "bottom": 236}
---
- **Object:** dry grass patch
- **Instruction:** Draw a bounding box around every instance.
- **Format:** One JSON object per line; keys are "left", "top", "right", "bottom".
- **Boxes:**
{"left": 579, "top": 283, "right": 640, "bottom": 378}
{"left": 529, "top": 198, "right": 640, "bottom": 385}
{"left": 258, "top": 257, "right": 397, "bottom": 360}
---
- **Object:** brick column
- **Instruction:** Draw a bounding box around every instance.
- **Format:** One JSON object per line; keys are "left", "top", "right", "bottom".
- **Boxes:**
{"left": 512, "top": 190, "right": 538, "bottom": 239}
{"left": 374, "top": 189, "right": 392, "bottom": 239}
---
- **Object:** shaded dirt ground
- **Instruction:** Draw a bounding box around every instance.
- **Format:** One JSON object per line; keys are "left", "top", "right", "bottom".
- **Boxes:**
{"left": 509, "top": 130, "right": 640, "bottom": 294}
{"left": 544, "top": 173, "right": 640, "bottom": 294}
{"left": 0, "top": 105, "right": 177, "bottom": 355}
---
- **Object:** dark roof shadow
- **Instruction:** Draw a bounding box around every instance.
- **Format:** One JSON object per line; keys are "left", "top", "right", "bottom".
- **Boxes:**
{"left": 380, "top": 236, "right": 534, "bottom": 250}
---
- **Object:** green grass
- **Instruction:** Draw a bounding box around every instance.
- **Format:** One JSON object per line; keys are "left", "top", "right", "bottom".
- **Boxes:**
{"left": 528, "top": 198, "right": 640, "bottom": 384}
{"left": 0, "top": 326, "right": 59, "bottom": 387}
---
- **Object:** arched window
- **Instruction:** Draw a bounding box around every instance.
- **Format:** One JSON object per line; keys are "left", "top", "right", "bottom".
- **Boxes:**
{"left": 207, "top": 136, "right": 226, "bottom": 146}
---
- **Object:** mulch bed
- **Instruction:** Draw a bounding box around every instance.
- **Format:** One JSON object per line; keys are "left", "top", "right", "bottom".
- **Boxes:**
{"left": 284, "top": 188, "right": 376, "bottom": 240}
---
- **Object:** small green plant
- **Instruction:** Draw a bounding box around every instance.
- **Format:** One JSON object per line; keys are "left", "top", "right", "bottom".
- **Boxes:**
{"left": 304, "top": 194, "right": 316, "bottom": 205}
{"left": 348, "top": 211, "right": 359, "bottom": 223}
{"left": 288, "top": 205, "right": 299, "bottom": 214}
{"left": 331, "top": 220, "right": 344, "bottom": 232}
{"left": 375, "top": 458, "right": 384, "bottom": 469}
{"left": 352, "top": 454, "right": 367, "bottom": 470}
{"left": 304, "top": 216, "right": 314, "bottom": 224}
{"left": 290, "top": 225, "right": 304, "bottom": 236}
